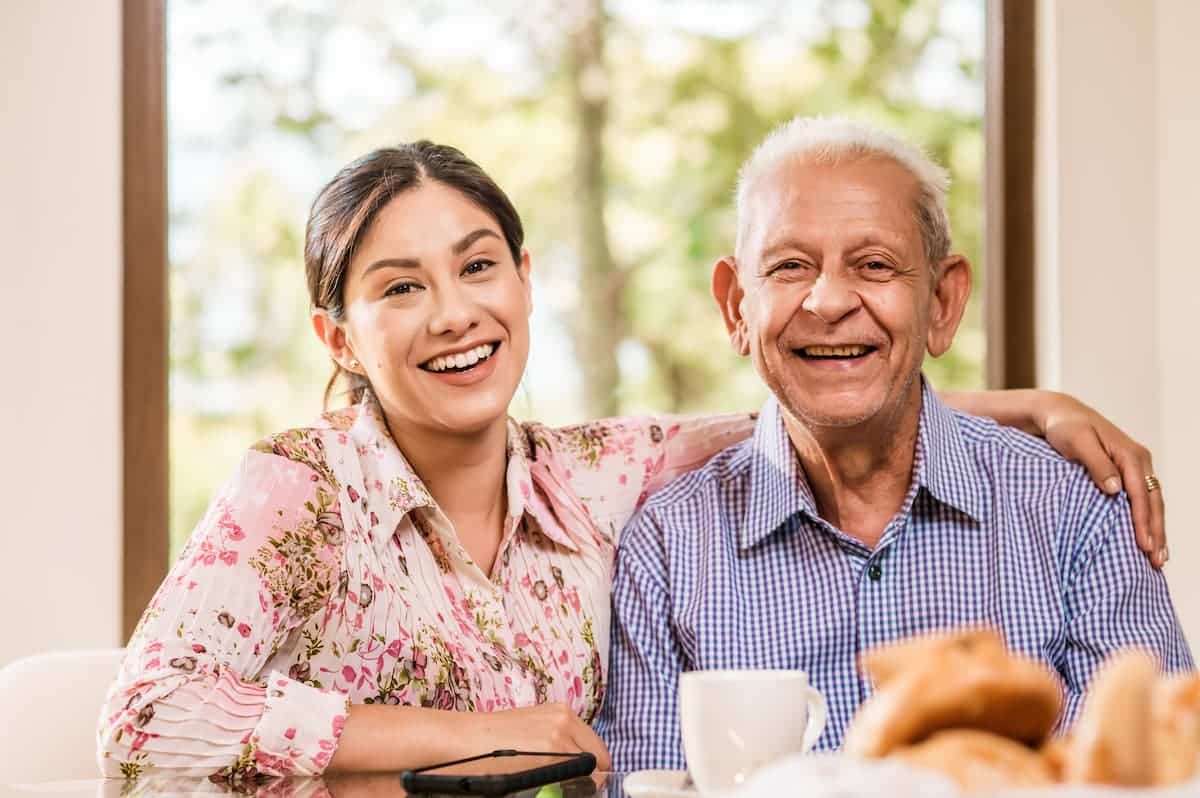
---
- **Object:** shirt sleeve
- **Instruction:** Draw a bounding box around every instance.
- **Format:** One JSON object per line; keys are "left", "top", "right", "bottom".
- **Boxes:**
{"left": 98, "top": 447, "right": 349, "bottom": 779}
{"left": 545, "top": 413, "right": 753, "bottom": 545}
{"left": 592, "top": 506, "right": 687, "bottom": 771}
{"left": 1059, "top": 490, "right": 1195, "bottom": 727}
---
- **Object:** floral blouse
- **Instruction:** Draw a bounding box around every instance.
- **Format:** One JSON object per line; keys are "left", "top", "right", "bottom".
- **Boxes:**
{"left": 98, "top": 393, "right": 753, "bottom": 781}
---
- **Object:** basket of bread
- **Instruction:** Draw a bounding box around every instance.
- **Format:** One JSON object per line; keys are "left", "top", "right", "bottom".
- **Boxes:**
{"left": 840, "top": 628, "right": 1200, "bottom": 795}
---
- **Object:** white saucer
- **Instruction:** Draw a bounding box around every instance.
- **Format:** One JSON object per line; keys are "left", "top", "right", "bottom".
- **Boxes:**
{"left": 621, "top": 769, "right": 697, "bottom": 798}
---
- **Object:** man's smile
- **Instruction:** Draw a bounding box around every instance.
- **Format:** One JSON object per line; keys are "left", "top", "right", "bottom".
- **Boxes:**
{"left": 796, "top": 344, "right": 878, "bottom": 360}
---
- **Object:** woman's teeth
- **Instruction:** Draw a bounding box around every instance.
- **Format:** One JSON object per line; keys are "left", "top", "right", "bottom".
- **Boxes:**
{"left": 424, "top": 343, "right": 496, "bottom": 373}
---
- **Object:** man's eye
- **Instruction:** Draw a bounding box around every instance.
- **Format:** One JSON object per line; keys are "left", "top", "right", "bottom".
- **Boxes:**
{"left": 861, "top": 260, "right": 895, "bottom": 278}
{"left": 772, "top": 260, "right": 809, "bottom": 273}
{"left": 463, "top": 259, "right": 496, "bottom": 276}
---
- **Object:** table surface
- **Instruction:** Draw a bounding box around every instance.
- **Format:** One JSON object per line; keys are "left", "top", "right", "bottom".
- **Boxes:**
{"left": 0, "top": 772, "right": 627, "bottom": 798}
{"left": 7, "top": 771, "right": 1199, "bottom": 798}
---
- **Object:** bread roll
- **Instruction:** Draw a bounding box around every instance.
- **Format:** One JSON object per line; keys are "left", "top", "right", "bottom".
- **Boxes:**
{"left": 890, "top": 729, "right": 1056, "bottom": 792}
{"left": 1151, "top": 672, "right": 1200, "bottom": 785}
{"left": 845, "top": 629, "right": 1061, "bottom": 757}
{"left": 1038, "top": 734, "right": 1072, "bottom": 782}
{"left": 1062, "top": 649, "right": 1156, "bottom": 787}
{"left": 861, "top": 628, "right": 1004, "bottom": 688}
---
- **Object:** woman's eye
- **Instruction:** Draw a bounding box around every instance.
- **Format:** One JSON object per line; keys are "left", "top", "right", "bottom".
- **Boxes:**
{"left": 385, "top": 282, "right": 420, "bottom": 297}
{"left": 463, "top": 259, "right": 496, "bottom": 276}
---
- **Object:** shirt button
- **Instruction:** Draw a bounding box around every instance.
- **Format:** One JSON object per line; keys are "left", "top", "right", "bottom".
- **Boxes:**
{"left": 868, "top": 563, "right": 883, "bottom": 581}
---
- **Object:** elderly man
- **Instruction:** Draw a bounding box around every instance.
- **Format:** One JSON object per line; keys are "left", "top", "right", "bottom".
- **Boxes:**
{"left": 592, "top": 117, "right": 1193, "bottom": 770}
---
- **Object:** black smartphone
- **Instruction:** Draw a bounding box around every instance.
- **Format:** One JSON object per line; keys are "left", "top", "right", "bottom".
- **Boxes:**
{"left": 400, "top": 749, "right": 596, "bottom": 796}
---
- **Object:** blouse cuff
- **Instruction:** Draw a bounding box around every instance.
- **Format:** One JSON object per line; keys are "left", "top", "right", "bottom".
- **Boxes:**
{"left": 250, "top": 670, "right": 350, "bottom": 776}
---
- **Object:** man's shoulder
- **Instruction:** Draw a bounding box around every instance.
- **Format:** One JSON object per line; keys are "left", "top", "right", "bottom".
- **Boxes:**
{"left": 941, "top": 409, "right": 1148, "bottom": 599}
{"left": 949, "top": 409, "right": 1118, "bottom": 522}
{"left": 641, "top": 436, "right": 753, "bottom": 512}
{"left": 617, "top": 438, "right": 751, "bottom": 567}
{"left": 952, "top": 409, "right": 1086, "bottom": 479}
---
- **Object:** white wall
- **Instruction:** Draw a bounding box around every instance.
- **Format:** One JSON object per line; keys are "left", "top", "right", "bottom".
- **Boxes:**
{"left": 1037, "top": 0, "right": 1200, "bottom": 646}
{"left": 1156, "top": 0, "right": 1200, "bottom": 648}
{"left": 0, "top": 1, "right": 123, "bottom": 666}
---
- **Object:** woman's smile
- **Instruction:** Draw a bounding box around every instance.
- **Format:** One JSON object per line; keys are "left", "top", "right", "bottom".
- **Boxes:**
{"left": 419, "top": 341, "right": 503, "bottom": 387}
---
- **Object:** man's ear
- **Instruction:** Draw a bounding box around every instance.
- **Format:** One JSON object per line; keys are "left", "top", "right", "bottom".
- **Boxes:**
{"left": 926, "top": 254, "right": 972, "bottom": 357}
{"left": 712, "top": 256, "right": 751, "bottom": 357}
{"left": 311, "top": 309, "right": 359, "bottom": 372}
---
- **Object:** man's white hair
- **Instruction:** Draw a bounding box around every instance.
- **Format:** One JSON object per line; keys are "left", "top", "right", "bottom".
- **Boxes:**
{"left": 735, "top": 116, "right": 952, "bottom": 265}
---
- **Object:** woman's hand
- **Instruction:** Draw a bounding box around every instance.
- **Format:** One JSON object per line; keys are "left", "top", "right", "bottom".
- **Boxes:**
{"left": 461, "top": 703, "right": 612, "bottom": 771}
{"left": 324, "top": 773, "right": 411, "bottom": 798}
{"left": 1035, "top": 391, "right": 1166, "bottom": 567}
{"left": 327, "top": 702, "right": 610, "bottom": 773}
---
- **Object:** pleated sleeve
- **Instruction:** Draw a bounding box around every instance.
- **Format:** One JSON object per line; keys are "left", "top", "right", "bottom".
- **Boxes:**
{"left": 98, "top": 445, "right": 349, "bottom": 779}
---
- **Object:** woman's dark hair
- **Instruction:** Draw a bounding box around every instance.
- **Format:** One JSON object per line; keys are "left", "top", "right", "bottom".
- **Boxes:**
{"left": 305, "top": 141, "right": 525, "bottom": 408}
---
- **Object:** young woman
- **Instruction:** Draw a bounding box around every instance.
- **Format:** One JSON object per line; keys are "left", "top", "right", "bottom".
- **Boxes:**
{"left": 99, "top": 142, "right": 1165, "bottom": 781}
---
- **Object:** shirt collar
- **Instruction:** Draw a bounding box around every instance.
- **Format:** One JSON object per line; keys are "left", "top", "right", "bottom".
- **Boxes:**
{"left": 742, "top": 378, "right": 987, "bottom": 551}
{"left": 742, "top": 397, "right": 819, "bottom": 550}
{"left": 914, "top": 379, "right": 989, "bottom": 524}
{"left": 349, "top": 392, "right": 435, "bottom": 520}
{"left": 349, "top": 392, "right": 577, "bottom": 558}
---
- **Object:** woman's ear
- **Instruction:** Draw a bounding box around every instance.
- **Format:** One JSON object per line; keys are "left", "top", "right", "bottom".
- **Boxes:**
{"left": 311, "top": 309, "right": 359, "bottom": 372}
{"left": 712, "top": 256, "right": 751, "bottom": 356}
{"left": 518, "top": 248, "right": 533, "bottom": 316}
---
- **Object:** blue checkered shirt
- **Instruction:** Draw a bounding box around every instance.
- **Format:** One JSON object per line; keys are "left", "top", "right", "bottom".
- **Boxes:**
{"left": 593, "top": 381, "right": 1193, "bottom": 771}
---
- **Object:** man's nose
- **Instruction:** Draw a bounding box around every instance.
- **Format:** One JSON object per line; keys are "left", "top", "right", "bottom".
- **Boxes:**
{"left": 427, "top": 282, "right": 480, "bottom": 337}
{"left": 801, "top": 271, "right": 862, "bottom": 324}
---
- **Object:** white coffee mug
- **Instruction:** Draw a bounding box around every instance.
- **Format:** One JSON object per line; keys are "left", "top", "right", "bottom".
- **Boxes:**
{"left": 679, "top": 669, "right": 827, "bottom": 796}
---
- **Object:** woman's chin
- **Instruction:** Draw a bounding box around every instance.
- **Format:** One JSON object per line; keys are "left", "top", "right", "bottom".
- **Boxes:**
{"left": 430, "top": 397, "right": 514, "bottom": 436}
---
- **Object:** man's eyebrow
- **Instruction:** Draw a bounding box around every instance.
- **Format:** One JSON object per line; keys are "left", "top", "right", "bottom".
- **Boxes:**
{"left": 760, "top": 238, "right": 814, "bottom": 263}
{"left": 759, "top": 234, "right": 905, "bottom": 263}
{"left": 453, "top": 228, "right": 502, "bottom": 255}
{"left": 844, "top": 233, "right": 904, "bottom": 252}
{"left": 360, "top": 228, "right": 503, "bottom": 277}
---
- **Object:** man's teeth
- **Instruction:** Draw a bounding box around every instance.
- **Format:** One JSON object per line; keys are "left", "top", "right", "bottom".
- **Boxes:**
{"left": 803, "top": 345, "right": 871, "bottom": 357}
{"left": 425, "top": 344, "right": 496, "bottom": 372}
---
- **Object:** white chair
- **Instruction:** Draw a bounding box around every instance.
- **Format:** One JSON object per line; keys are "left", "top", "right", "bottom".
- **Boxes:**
{"left": 0, "top": 649, "right": 125, "bottom": 785}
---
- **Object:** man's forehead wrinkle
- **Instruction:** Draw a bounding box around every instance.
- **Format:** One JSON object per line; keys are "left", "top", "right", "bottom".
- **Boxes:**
{"left": 745, "top": 174, "right": 917, "bottom": 260}
{"left": 738, "top": 158, "right": 924, "bottom": 274}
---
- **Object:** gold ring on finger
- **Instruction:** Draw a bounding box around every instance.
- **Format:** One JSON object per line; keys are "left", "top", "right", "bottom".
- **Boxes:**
{"left": 1145, "top": 474, "right": 1162, "bottom": 493}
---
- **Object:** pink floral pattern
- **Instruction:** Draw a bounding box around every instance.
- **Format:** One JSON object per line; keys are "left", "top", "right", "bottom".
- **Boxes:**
{"left": 98, "top": 393, "right": 753, "bottom": 778}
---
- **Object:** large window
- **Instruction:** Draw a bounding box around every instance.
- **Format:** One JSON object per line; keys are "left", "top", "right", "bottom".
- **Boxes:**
{"left": 165, "top": 0, "right": 988, "bottom": 555}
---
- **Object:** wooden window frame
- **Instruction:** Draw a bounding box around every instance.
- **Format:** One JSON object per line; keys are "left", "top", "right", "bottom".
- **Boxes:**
{"left": 119, "top": 1, "right": 1038, "bottom": 630}
{"left": 122, "top": 0, "right": 168, "bottom": 639}
{"left": 985, "top": 0, "right": 1037, "bottom": 388}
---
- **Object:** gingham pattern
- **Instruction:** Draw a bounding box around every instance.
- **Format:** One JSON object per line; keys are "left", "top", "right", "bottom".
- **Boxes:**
{"left": 594, "top": 381, "right": 1193, "bottom": 772}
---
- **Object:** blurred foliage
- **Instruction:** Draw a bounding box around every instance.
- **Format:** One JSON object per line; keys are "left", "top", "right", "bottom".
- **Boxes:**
{"left": 168, "top": 0, "right": 985, "bottom": 556}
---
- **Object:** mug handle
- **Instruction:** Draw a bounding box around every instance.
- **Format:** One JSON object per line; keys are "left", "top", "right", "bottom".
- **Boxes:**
{"left": 801, "top": 685, "right": 828, "bottom": 752}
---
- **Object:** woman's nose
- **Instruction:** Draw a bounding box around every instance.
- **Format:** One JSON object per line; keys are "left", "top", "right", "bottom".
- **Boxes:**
{"left": 427, "top": 282, "right": 480, "bottom": 337}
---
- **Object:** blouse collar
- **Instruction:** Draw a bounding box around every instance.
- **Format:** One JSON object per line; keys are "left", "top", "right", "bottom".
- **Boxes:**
{"left": 348, "top": 392, "right": 581, "bottom": 558}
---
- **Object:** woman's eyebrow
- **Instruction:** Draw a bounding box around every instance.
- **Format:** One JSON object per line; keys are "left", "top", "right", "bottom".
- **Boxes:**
{"left": 452, "top": 228, "right": 502, "bottom": 254}
{"left": 361, "top": 229, "right": 502, "bottom": 277}
{"left": 362, "top": 256, "right": 420, "bottom": 277}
